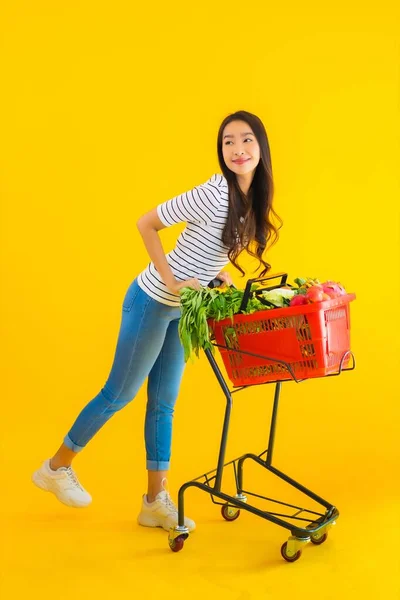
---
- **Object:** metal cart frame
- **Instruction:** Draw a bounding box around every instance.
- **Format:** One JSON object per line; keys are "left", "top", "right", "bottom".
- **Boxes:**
{"left": 168, "top": 274, "right": 356, "bottom": 562}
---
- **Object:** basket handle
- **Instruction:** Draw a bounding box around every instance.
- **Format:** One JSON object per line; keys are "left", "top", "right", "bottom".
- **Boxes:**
{"left": 239, "top": 272, "right": 289, "bottom": 312}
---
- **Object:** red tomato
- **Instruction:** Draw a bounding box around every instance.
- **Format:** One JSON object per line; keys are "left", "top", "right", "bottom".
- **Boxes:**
{"left": 290, "top": 294, "right": 308, "bottom": 307}
{"left": 305, "top": 286, "right": 324, "bottom": 303}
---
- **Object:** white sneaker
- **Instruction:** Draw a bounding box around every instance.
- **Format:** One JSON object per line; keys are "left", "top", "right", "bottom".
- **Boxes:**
{"left": 137, "top": 478, "right": 195, "bottom": 532}
{"left": 32, "top": 459, "right": 92, "bottom": 508}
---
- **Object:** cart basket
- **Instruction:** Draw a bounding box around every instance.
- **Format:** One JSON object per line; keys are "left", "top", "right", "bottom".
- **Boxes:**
{"left": 207, "top": 273, "right": 356, "bottom": 387}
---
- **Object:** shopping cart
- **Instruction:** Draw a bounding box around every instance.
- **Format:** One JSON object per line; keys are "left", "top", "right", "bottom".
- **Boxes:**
{"left": 168, "top": 272, "right": 356, "bottom": 562}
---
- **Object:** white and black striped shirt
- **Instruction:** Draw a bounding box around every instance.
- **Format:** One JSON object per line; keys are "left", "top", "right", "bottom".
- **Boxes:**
{"left": 137, "top": 173, "right": 230, "bottom": 306}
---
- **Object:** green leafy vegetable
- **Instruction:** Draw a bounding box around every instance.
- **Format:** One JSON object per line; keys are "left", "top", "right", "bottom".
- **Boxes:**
{"left": 178, "top": 285, "right": 272, "bottom": 363}
{"left": 261, "top": 288, "right": 296, "bottom": 307}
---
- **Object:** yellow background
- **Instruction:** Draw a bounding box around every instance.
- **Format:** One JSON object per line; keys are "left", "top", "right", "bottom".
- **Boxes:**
{"left": 1, "top": 1, "right": 399, "bottom": 598}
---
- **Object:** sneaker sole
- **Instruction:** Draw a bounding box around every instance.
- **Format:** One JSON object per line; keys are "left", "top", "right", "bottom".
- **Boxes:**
{"left": 137, "top": 514, "right": 195, "bottom": 532}
{"left": 31, "top": 470, "right": 91, "bottom": 508}
{"left": 137, "top": 514, "right": 166, "bottom": 529}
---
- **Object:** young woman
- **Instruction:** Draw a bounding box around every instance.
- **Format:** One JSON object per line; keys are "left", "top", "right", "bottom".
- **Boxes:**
{"left": 32, "top": 110, "right": 282, "bottom": 532}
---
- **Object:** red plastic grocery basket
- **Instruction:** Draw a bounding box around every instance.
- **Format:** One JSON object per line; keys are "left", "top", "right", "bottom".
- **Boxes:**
{"left": 208, "top": 273, "right": 356, "bottom": 387}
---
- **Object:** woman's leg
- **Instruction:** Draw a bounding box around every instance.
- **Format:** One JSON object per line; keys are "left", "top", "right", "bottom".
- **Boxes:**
{"left": 147, "top": 470, "right": 168, "bottom": 503}
{"left": 53, "top": 280, "right": 175, "bottom": 465}
{"left": 145, "top": 317, "right": 186, "bottom": 501}
{"left": 50, "top": 444, "right": 77, "bottom": 470}
{"left": 138, "top": 317, "right": 196, "bottom": 531}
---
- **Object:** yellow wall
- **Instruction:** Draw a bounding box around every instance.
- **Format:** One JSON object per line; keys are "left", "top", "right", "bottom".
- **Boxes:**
{"left": 1, "top": 2, "right": 399, "bottom": 596}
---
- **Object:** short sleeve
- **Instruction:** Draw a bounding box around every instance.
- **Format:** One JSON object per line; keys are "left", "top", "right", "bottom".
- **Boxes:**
{"left": 156, "top": 174, "right": 222, "bottom": 227}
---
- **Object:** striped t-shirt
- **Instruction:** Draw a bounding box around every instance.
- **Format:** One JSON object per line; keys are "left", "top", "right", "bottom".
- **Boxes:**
{"left": 137, "top": 173, "right": 230, "bottom": 307}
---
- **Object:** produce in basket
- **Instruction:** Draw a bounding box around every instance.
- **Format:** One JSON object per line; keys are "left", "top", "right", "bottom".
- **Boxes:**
{"left": 290, "top": 277, "right": 347, "bottom": 306}
{"left": 261, "top": 288, "right": 296, "bottom": 307}
{"left": 178, "top": 276, "right": 348, "bottom": 362}
{"left": 178, "top": 285, "right": 266, "bottom": 362}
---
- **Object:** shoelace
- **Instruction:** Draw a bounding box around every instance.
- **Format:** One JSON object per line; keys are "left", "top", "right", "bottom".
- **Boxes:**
{"left": 155, "top": 478, "right": 178, "bottom": 514}
{"left": 64, "top": 467, "right": 84, "bottom": 491}
{"left": 161, "top": 492, "right": 178, "bottom": 514}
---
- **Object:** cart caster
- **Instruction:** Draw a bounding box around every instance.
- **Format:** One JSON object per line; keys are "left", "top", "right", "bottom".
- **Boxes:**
{"left": 168, "top": 527, "right": 189, "bottom": 553}
{"left": 281, "top": 542, "right": 301, "bottom": 562}
{"left": 221, "top": 503, "right": 240, "bottom": 521}
{"left": 169, "top": 535, "right": 186, "bottom": 552}
{"left": 306, "top": 517, "right": 336, "bottom": 545}
{"left": 280, "top": 536, "right": 310, "bottom": 563}
{"left": 310, "top": 532, "right": 328, "bottom": 545}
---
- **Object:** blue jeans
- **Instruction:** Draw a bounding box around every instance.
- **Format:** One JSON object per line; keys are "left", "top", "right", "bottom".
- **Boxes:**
{"left": 63, "top": 278, "right": 186, "bottom": 471}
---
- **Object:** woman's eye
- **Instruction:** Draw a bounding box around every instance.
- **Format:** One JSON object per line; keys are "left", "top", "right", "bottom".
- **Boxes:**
{"left": 225, "top": 138, "right": 253, "bottom": 145}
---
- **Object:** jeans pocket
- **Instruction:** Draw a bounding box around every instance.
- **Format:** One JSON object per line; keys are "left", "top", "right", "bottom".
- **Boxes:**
{"left": 122, "top": 280, "right": 140, "bottom": 312}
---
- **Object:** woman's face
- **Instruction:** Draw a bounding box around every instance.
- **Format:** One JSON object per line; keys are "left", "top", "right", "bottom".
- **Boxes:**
{"left": 222, "top": 120, "right": 260, "bottom": 176}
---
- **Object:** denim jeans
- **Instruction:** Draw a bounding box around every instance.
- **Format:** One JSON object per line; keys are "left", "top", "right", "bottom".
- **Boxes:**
{"left": 63, "top": 278, "right": 186, "bottom": 470}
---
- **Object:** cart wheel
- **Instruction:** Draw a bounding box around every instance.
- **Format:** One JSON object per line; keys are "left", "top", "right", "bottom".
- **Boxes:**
{"left": 221, "top": 504, "right": 240, "bottom": 521}
{"left": 310, "top": 532, "right": 328, "bottom": 545}
{"left": 169, "top": 535, "right": 186, "bottom": 553}
{"left": 280, "top": 542, "right": 302, "bottom": 563}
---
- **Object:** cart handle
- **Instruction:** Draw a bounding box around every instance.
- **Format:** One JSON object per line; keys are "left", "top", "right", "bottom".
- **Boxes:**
{"left": 208, "top": 278, "right": 224, "bottom": 289}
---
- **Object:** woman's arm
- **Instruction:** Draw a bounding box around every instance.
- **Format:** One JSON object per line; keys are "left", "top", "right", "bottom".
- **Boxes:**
{"left": 136, "top": 208, "right": 201, "bottom": 293}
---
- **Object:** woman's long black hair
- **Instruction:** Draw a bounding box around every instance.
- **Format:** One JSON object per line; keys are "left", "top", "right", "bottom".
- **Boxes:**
{"left": 217, "top": 110, "right": 283, "bottom": 277}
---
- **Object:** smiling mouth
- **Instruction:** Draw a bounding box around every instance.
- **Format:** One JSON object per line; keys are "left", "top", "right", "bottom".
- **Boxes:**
{"left": 233, "top": 159, "right": 250, "bottom": 164}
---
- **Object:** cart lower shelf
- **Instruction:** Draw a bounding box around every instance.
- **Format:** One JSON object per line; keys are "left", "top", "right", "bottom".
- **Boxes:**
{"left": 167, "top": 344, "right": 353, "bottom": 563}
{"left": 168, "top": 448, "right": 339, "bottom": 563}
